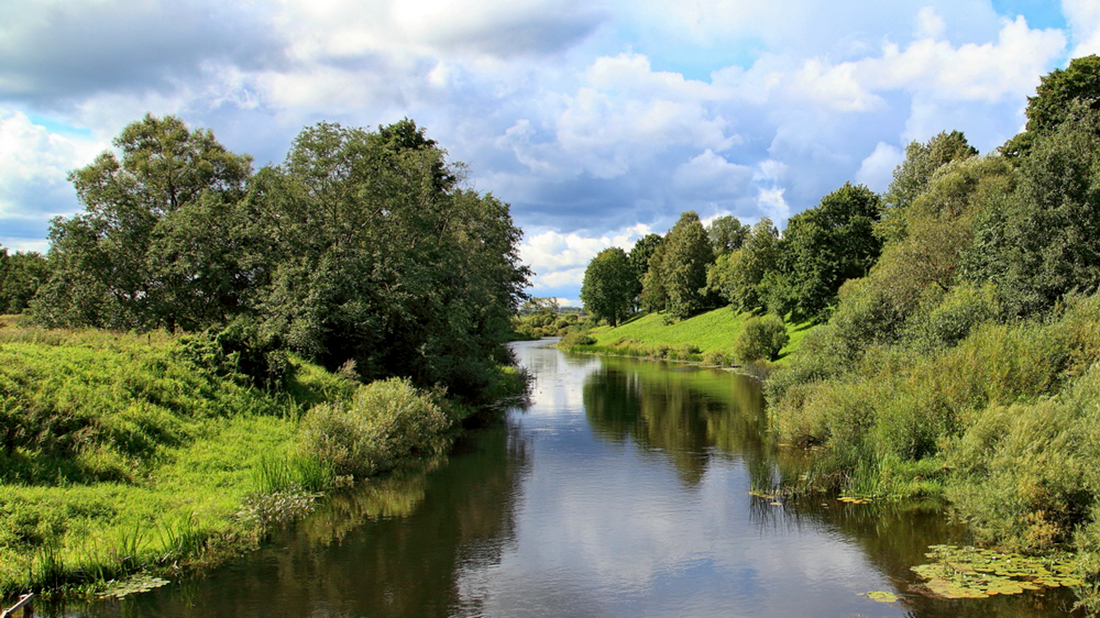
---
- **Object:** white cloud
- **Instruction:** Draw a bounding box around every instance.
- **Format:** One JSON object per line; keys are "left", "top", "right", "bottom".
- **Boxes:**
{"left": 916, "top": 7, "right": 948, "bottom": 40}
{"left": 0, "top": 110, "right": 101, "bottom": 218}
{"left": 855, "top": 142, "right": 904, "bottom": 192}
{"left": 1064, "top": 0, "right": 1100, "bottom": 57}
{"left": 520, "top": 224, "right": 652, "bottom": 290}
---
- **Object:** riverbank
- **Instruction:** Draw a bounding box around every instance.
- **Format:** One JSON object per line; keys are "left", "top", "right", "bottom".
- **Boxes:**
{"left": 557, "top": 307, "right": 816, "bottom": 365}
{"left": 0, "top": 316, "right": 524, "bottom": 603}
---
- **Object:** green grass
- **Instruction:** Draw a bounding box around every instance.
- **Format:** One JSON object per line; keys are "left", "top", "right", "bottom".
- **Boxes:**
{"left": 0, "top": 314, "right": 511, "bottom": 600}
{"left": 574, "top": 307, "right": 817, "bottom": 362}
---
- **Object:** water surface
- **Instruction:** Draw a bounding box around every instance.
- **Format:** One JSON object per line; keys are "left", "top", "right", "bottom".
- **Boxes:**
{"left": 76, "top": 340, "right": 1081, "bottom": 616}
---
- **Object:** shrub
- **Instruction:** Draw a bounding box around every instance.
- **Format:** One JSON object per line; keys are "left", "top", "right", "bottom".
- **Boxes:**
{"left": 702, "top": 350, "right": 731, "bottom": 367}
{"left": 296, "top": 377, "right": 452, "bottom": 478}
{"left": 558, "top": 331, "right": 596, "bottom": 348}
{"left": 733, "top": 314, "right": 789, "bottom": 362}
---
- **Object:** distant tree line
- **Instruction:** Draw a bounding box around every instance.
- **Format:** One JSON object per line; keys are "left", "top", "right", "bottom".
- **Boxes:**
{"left": 581, "top": 182, "right": 883, "bottom": 328}
{"left": 5, "top": 115, "right": 530, "bottom": 402}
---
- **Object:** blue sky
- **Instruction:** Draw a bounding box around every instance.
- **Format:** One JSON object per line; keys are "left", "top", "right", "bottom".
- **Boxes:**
{"left": 0, "top": 0, "right": 1094, "bottom": 304}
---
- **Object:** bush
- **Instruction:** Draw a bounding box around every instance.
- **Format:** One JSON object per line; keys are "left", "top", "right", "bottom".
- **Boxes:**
{"left": 181, "top": 317, "right": 294, "bottom": 390}
{"left": 733, "top": 314, "right": 789, "bottom": 362}
{"left": 296, "top": 377, "right": 452, "bottom": 478}
{"left": 558, "top": 330, "right": 596, "bottom": 348}
{"left": 702, "top": 350, "right": 731, "bottom": 367}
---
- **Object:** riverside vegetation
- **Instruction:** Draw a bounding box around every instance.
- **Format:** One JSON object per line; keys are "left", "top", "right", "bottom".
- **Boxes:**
{"left": 565, "top": 55, "right": 1100, "bottom": 610}
{"left": 0, "top": 114, "right": 529, "bottom": 601}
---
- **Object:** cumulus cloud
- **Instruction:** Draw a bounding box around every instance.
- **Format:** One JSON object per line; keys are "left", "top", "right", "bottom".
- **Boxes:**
{"left": 520, "top": 224, "right": 651, "bottom": 292}
{"left": 0, "top": 0, "right": 1081, "bottom": 300}
{"left": 0, "top": 109, "right": 102, "bottom": 249}
{"left": 855, "top": 142, "right": 904, "bottom": 192}
{"left": 1064, "top": 0, "right": 1100, "bottom": 57}
{"left": 0, "top": 1, "right": 283, "bottom": 105}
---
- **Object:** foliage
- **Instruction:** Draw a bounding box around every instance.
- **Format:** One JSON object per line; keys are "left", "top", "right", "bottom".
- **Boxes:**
{"left": 881, "top": 131, "right": 978, "bottom": 220}
{"left": 1003, "top": 54, "right": 1100, "bottom": 156}
{"left": 777, "top": 182, "right": 882, "bottom": 319}
{"left": 252, "top": 120, "right": 529, "bottom": 401}
{"left": 32, "top": 114, "right": 253, "bottom": 331}
{"left": 652, "top": 211, "right": 714, "bottom": 321}
{"left": 0, "top": 322, "right": 476, "bottom": 597}
{"left": 628, "top": 233, "right": 663, "bottom": 304}
{"left": 706, "top": 215, "right": 748, "bottom": 256}
{"left": 581, "top": 247, "right": 636, "bottom": 326}
{"left": 732, "top": 314, "right": 789, "bottom": 362}
{"left": 965, "top": 109, "right": 1100, "bottom": 316}
{"left": 707, "top": 218, "right": 781, "bottom": 313}
{"left": 31, "top": 115, "right": 528, "bottom": 403}
{"left": 0, "top": 248, "right": 48, "bottom": 314}
{"left": 296, "top": 377, "right": 453, "bottom": 478}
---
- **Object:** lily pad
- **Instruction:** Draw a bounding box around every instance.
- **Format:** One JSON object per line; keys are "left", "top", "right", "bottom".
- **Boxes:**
{"left": 864, "top": 590, "right": 899, "bottom": 603}
{"left": 97, "top": 574, "right": 170, "bottom": 599}
{"left": 909, "top": 545, "right": 1080, "bottom": 601}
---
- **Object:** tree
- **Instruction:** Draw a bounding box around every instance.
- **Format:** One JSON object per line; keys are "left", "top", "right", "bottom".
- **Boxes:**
{"left": 253, "top": 120, "right": 529, "bottom": 399}
{"left": 0, "top": 248, "right": 48, "bottom": 313}
{"left": 966, "top": 109, "right": 1100, "bottom": 316}
{"left": 706, "top": 215, "right": 748, "bottom": 256}
{"left": 1002, "top": 55, "right": 1100, "bottom": 157}
{"left": 732, "top": 314, "right": 788, "bottom": 362}
{"left": 880, "top": 131, "right": 977, "bottom": 241}
{"left": 782, "top": 183, "right": 883, "bottom": 319}
{"left": 581, "top": 247, "right": 636, "bottom": 326}
{"left": 628, "top": 233, "right": 662, "bottom": 305}
{"left": 708, "top": 218, "right": 781, "bottom": 313}
{"left": 32, "top": 114, "right": 253, "bottom": 330}
{"left": 659, "top": 211, "right": 715, "bottom": 320}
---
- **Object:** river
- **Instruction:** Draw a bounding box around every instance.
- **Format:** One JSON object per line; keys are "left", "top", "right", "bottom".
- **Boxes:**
{"left": 73, "top": 339, "right": 1081, "bottom": 616}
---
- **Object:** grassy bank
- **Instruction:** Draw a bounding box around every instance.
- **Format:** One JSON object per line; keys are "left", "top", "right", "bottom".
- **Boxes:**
{"left": 0, "top": 316, "right": 521, "bottom": 602}
{"left": 766, "top": 294, "right": 1100, "bottom": 610}
{"left": 561, "top": 307, "right": 816, "bottom": 364}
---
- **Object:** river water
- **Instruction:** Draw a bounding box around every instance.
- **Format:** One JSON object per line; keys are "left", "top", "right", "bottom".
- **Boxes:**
{"left": 78, "top": 339, "right": 1081, "bottom": 616}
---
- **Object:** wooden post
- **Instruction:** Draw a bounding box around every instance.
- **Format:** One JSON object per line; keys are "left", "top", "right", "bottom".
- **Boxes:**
{"left": 1, "top": 593, "right": 34, "bottom": 618}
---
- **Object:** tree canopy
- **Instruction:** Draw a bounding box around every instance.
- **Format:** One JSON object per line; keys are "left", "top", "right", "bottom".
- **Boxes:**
{"left": 581, "top": 247, "right": 636, "bottom": 326}
{"left": 31, "top": 115, "right": 529, "bottom": 402}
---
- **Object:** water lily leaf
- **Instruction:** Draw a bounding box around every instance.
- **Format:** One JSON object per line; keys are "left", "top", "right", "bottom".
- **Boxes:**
{"left": 865, "top": 591, "right": 899, "bottom": 603}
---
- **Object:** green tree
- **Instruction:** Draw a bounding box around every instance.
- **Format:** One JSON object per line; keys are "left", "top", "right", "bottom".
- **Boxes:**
{"left": 880, "top": 131, "right": 977, "bottom": 241}
{"left": 707, "top": 218, "right": 781, "bottom": 313}
{"left": 639, "top": 240, "right": 670, "bottom": 313}
{"left": 253, "top": 120, "right": 528, "bottom": 399}
{"left": 966, "top": 109, "right": 1100, "bottom": 315}
{"left": 0, "top": 248, "right": 48, "bottom": 314}
{"left": 1003, "top": 55, "right": 1100, "bottom": 156}
{"left": 581, "top": 247, "right": 636, "bottom": 326}
{"left": 782, "top": 183, "right": 882, "bottom": 319}
{"left": 706, "top": 215, "right": 748, "bottom": 256}
{"left": 660, "top": 211, "right": 715, "bottom": 320}
{"left": 32, "top": 114, "right": 253, "bottom": 330}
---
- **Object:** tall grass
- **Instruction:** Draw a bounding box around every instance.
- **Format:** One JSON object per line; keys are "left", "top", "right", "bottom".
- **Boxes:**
{"left": 0, "top": 320, "right": 472, "bottom": 598}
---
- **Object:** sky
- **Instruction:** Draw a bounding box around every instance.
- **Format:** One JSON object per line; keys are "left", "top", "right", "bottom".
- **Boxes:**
{"left": 1, "top": 1, "right": 1097, "bottom": 305}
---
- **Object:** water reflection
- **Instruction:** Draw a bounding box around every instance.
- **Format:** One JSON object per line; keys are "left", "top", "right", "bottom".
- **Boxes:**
{"left": 583, "top": 356, "right": 771, "bottom": 489}
{"left": 67, "top": 340, "right": 1085, "bottom": 617}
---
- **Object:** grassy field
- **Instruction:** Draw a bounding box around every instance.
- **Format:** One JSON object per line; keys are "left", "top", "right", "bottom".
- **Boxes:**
{"left": 0, "top": 315, "right": 517, "bottom": 602}
{"left": 574, "top": 307, "right": 817, "bottom": 362}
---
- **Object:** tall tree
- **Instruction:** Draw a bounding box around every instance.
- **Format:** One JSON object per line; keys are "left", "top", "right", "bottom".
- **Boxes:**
{"left": 1002, "top": 55, "right": 1100, "bottom": 157}
{"left": 253, "top": 120, "right": 528, "bottom": 399}
{"left": 706, "top": 215, "right": 749, "bottom": 256}
{"left": 660, "top": 211, "right": 715, "bottom": 321}
{"left": 0, "top": 248, "right": 48, "bottom": 314}
{"left": 581, "top": 247, "right": 636, "bottom": 326}
{"left": 782, "top": 183, "right": 883, "bottom": 319}
{"left": 33, "top": 114, "right": 253, "bottom": 330}
{"left": 880, "top": 131, "right": 977, "bottom": 242}
{"left": 707, "top": 218, "right": 781, "bottom": 314}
